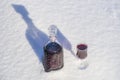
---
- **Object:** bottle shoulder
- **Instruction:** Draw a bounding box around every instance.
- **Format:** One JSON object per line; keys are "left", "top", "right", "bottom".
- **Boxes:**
{"left": 44, "top": 42, "right": 62, "bottom": 54}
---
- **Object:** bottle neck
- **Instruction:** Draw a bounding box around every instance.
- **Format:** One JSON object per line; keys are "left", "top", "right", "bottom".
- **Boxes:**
{"left": 49, "top": 36, "right": 56, "bottom": 42}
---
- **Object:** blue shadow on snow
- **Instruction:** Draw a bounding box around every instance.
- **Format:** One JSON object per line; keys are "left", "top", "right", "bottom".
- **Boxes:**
{"left": 12, "top": 4, "right": 49, "bottom": 63}
{"left": 12, "top": 4, "right": 76, "bottom": 65}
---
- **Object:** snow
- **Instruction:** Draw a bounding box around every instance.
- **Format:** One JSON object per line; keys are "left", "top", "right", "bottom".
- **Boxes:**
{"left": 0, "top": 0, "right": 120, "bottom": 80}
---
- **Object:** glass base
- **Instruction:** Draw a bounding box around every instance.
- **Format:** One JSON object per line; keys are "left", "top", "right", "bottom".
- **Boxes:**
{"left": 79, "top": 59, "right": 88, "bottom": 70}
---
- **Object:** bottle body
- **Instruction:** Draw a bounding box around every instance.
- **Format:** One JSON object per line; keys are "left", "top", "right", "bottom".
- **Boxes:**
{"left": 44, "top": 42, "right": 63, "bottom": 72}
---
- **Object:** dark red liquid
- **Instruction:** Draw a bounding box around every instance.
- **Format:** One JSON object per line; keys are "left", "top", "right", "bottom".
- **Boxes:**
{"left": 77, "top": 44, "right": 87, "bottom": 59}
{"left": 77, "top": 44, "right": 87, "bottom": 50}
{"left": 44, "top": 42, "right": 63, "bottom": 72}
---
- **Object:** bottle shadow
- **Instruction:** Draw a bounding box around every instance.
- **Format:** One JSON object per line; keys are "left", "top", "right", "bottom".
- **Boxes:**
{"left": 12, "top": 4, "right": 49, "bottom": 64}
{"left": 12, "top": 4, "right": 76, "bottom": 68}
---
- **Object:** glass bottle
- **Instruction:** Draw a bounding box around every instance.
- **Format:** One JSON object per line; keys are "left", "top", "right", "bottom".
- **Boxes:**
{"left": 43, "top": 26, "right": 64, "bottom": 72}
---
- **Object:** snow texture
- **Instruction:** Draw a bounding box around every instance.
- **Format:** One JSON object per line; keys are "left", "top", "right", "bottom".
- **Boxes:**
{"left": 0, "top": 0, "right": 120, "bottom": 80}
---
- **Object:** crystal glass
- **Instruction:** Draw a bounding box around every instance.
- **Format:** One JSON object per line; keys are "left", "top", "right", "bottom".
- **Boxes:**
{"left": 76, "top": 44, "right": 88, "bottom": 70}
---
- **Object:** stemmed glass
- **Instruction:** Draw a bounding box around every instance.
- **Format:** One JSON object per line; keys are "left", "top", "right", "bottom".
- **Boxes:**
{"left": 76, "top": 44, "right": 88, "bottom": 69}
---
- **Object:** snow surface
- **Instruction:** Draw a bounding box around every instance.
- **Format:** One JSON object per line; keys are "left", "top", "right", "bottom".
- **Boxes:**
{"left": 0, "top": 0, "right": 120, "bottom": 80}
